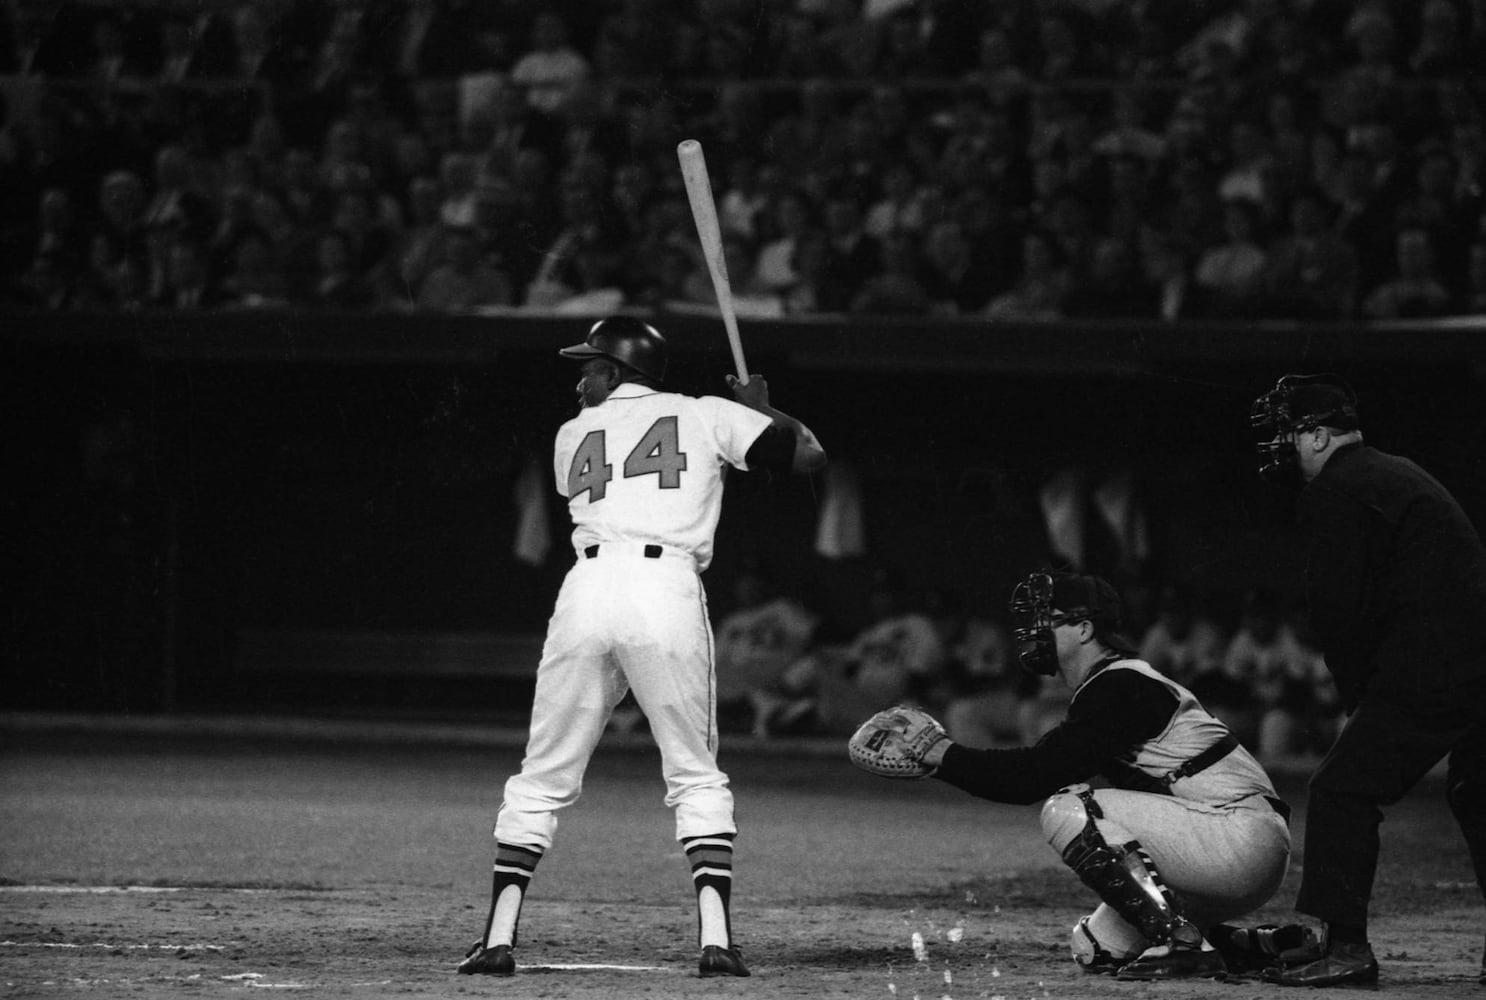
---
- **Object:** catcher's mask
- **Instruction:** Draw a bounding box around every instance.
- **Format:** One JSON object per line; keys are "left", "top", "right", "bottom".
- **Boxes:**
{"left": 1009, "top": 571, "right": 1135, "bottom": 676}
{"left": 1250, "top": 373, "right": 1358, "bottom": 487}
{"left": 559, "top": 315, "right": 668, "bottom": 382}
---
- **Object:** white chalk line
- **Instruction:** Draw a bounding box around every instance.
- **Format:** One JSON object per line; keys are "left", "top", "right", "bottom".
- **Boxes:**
{"left": 528, "top": 963, "right": 674, "bottom": 972}
{"left": 2, "top": 941, "right": 231, "bottom": 951}
{"left": 0, "top": 884, "right": 274, "bottom": 894}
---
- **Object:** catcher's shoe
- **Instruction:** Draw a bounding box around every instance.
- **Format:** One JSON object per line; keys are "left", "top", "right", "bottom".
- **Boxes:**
{"left": 699, "top": 945, "right": 751, "bottom": 977}
{"left": 1211, "top": 922, "right": 1321, "bottom": 973}
{"left": 457, "top": 942, "right": 515, "bottom": 976}
{"left": 1263, "top": 940, "right": 1378, "bottom": 987}
{"left": 1117, "top": 923, "right": 1227, "bottom": 981}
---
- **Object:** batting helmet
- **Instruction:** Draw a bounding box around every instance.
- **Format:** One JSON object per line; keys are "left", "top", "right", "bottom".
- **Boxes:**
{"left": 559, "top": 316, "right": 667, "bottom": 382}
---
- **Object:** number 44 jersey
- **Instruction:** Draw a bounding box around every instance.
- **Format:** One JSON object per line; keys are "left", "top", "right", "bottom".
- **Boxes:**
{"left": 554, "top": 383, "right": 773, "bottom": 572}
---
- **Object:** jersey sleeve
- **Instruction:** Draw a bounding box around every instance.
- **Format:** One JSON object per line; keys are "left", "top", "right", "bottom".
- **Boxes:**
{"left": 701, "top": 396, "right": 775, "bottom": 470}
{"left": 552, "top": 422, "right": 578, "bottom": 498}
{"left": 932, "top": 669, "right": 1177, "bottom": 804}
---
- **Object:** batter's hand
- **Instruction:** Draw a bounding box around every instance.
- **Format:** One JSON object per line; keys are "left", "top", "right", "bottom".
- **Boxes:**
{"left": 727, "top": 373, "right": 770, "bottom": 410}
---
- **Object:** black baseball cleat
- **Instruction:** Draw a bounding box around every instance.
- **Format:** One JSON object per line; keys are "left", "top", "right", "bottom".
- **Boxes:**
{"left": 457, "top": 942, "right": 515, "bottom": 976}
{"left": 1211, "top": 922, "right": 1321, "bottom": 973}
{"left": 1116, "top": 944, "right": 1227, "bottom": 981}
{"left": 1263, "top": 939, "right": 1378, "bottom": 987}
{"left": 1117, "top": 922, "right": 1227, "bottom": 981}
{"left": 699, "top": 944, "right": 751, "bottom": 977}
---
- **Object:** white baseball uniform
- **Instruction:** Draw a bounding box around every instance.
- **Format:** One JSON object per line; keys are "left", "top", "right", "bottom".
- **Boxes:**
{"left": 496, "top": 382, "right": 774, "bottom": 849}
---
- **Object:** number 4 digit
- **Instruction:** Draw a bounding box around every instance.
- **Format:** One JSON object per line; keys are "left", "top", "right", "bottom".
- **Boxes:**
{"left": 567, "top": 418, "right": 688, "bottom": 502}
{"left": 624, "top": 416, "right": 687, "bottom": 488}
{"left": 567, "top": 430, "right": 613, "bottom": 501}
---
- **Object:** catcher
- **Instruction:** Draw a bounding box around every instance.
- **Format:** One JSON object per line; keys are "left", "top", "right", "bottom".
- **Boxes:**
{"left": 849, "top": 571, "right": 1303, "bottom": 980}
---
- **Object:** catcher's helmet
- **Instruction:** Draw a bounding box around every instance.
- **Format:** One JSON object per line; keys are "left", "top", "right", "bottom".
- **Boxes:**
{"left": 1250, "top": 373, "right": 1358, "bottom": 485}
{"left": 1009, "top": 571, "right": 1136, "bottom": 676}
{"left": 559, "top": 316, "right": 667, "bottom": 382}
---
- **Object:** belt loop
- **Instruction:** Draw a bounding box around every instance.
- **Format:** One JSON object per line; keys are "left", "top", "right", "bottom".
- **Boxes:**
{"left": 643, "top": 544, "right": 662, "bottom": 559}
{"left": 584, "top": 545, "right": 599, "bottom": 559}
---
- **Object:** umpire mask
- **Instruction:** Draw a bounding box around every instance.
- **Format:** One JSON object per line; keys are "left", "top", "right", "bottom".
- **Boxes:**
{"left": 1250, "top": 374, "right": 1359, "bottom": 488}
{"left": 1009, "top": 572, "right": 1061, "bottom": 677}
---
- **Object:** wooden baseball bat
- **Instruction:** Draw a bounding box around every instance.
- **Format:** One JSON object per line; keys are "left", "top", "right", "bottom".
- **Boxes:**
{"left": 676, "top": 138, "right": 749, "bottom": 382}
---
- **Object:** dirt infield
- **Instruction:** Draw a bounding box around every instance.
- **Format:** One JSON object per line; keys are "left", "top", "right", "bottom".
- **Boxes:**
{"left": 2, "top": 724, "right": 1482, "bottom": 999}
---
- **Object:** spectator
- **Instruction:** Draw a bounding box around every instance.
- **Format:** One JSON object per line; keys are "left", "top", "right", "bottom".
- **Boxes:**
{"left": 749, "top": 188, "right": 816, "bottom": 299}
{"left": 523, "top": 181, "right": 625, "bottom": 310}
{"left": 327, "top": 190, "right": 396, "bottom": 294}
{"left": 1093, "top": 89, "right": 1167, "bottom": 165}
{"left": 818, "top": 192, "right": 882, "bottom": 312}
{"left": 1410, "top": 0, "right": 1471, "bottom": 76}
{"left": 416, "top": 225, "right": 512, "bottom": 312}
{"left": 1253, "top": 612, "right": 1341, "bottom": 766}
{"left": 152, "top": 235, "right": 229, "bottom": 310}
{"left": 1260, "top": 188, "right": 1359, "bottom": 319}
{"left": 713, "top": 565, "right": 821, "bottom": 738}
{"left": 1203, "top": 589, "right": 1303, "bottom": 752}
{"left": 938, "top": 613, "right": 1029, "bottom": 747}
{"left": 509, "top": 12, "right": 590, "bottom": 118}
{"left": 213, "top": 3, "right": 295, "bottom": 83}
{"left": 1465, "top": 239, "right": 1486, "bottom": 314}
{"left": 142, "top": 144, "right": 215, "bottom": 239}
{"left": 4, "top": 186, "right": 85, "bottom": 278}
{"left": 919, "top": 218, "right": 991, "bottom": 316}
{"left": 962, "top": 26, "right": 1031, "bottom": 107}
{"left": 94, "top": 171, "right": 151, "bottom": 281}
{"left": 1138, "top": 226, "right": 1196, "bottom": 322}
{"left": 393, "top": 174, "right": 449, "bottom": 302}
{"left": 863, "top": 161, "right": 922, "bottom": 240}
{"left": 780, "top": 229, "right": 833, "bottom": 315}
{"left": 1359, "top": 226, "right": 1455, "bottom": 319}
{"left": 305, "top": 228, "right": 375, "bottom": 309}
{"left": 786, "top": 571, "right": 947, "bottom": 737}
{"left": 1062, "top": 235, "right": 1155, "bottom": 319}
{"left": 1102, "top": 153, "right": 1157, "bottom": 246}
{"left": 7, "top": 249, "right": 73, "bottom": 308}
{"left": 1217, "top": 118, "right": 1274, "bottom": 209}
{"left": 1138, "top": 584, "right": 1226, "bottom": 690}
{"left": 984, "top": 229, "right": 1069, "bottom": 321}
{"left": 74, "top": 232, "right": 147, "bottom": 311}
{"left": 1191, "top": 198, "right": 1269, "bottom": 318}
{"left": 247, "top": 188, "right": 317, "bottom": 301}
{"left": 219, "top": 229, "right": 290, "bottom": 308}
{"left": 850, "top": 230, "right": 930, "bottom": 316}
{"left": 479, "top": 81, "right": 562, "bottom": 180}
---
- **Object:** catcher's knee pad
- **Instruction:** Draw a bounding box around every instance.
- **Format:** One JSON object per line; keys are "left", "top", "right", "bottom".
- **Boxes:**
{"left": 1052, "top": 799, "right": 1183, "bottom": 945}
{"left": 1041, "top": 784, "right": 1097, "bottom": 855}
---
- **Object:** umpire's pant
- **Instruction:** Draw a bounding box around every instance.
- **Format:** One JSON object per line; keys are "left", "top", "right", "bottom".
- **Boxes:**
{"left": 1295, "top": 689, "right": 1486, "bottom": 930}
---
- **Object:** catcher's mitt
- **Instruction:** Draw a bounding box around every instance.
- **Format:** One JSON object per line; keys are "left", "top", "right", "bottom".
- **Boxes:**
{"left": 847, "top": 706, "right": 951, "bottom": 779}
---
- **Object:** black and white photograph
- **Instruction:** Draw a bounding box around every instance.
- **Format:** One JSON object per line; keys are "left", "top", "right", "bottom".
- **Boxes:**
{"left": 4, "top": 1, "right": 1485, "bottom": 997}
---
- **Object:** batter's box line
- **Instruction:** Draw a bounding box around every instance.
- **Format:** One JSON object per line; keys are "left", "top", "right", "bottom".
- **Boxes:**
{"left": 1, "top": 940, "right": 234, "bottom": 951}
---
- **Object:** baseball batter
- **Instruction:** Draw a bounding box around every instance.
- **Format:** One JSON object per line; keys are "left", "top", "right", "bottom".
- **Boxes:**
{"left": 458, "top": 316, "right": 826, "bottom": 979}
{"left": 849, "top": 571, "right": 1299, "bottom": 981}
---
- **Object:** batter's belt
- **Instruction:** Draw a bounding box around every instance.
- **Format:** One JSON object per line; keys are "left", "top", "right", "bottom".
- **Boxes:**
{"left": 581, "top": 542, "right": 697, "bottom": 568}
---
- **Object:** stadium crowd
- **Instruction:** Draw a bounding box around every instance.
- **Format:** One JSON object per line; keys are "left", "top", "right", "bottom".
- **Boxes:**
{"left": 2, "top": 0, "right": 1485, "bottom": 319}
{"left": 707, "top": 562, "right": 1342, "bottom": 770}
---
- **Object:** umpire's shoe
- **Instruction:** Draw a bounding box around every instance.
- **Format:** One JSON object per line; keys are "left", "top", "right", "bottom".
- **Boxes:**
{"left": 1264, "top": 940, "right": 1378, "bottom": 987}
{"left": 1116, "top": 922, "right": 1227, "bottom": 981}
{"left": 457, "top": 942, "right": 515, "bottom": 976}
{"left": 699, "top": 945, "right": 751, "bottom": 977}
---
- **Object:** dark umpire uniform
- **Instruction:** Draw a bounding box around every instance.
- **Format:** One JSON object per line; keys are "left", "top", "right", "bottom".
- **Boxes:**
{"left": 1251, "top": 374, "right": 1486, "bottom": 987}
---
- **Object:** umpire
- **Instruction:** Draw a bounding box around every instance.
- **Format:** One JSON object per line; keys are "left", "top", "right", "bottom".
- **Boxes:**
{"left": 1251, "top": 373, "right": 1486, "bottom": 987}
